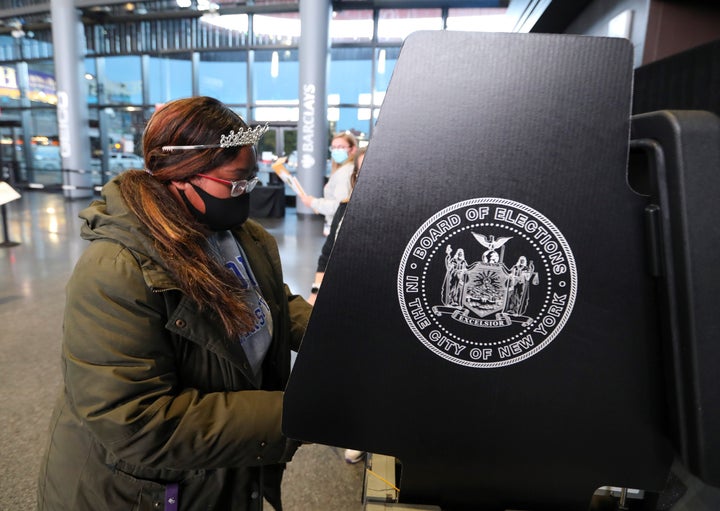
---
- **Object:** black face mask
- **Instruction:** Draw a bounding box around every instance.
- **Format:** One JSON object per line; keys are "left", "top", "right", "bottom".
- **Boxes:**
{"left": 180, "top": 183, "right": 250, "bottom": 231}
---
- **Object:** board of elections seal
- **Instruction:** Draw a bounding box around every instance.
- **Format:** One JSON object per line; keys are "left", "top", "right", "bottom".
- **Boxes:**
{"left": 397, "top": 198, "right": 577, "bottom": 368}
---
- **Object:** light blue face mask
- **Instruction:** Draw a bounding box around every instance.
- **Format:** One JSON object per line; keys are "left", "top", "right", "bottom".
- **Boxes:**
{"left": 331, "top": 148, "right": 349, "bottom": 164}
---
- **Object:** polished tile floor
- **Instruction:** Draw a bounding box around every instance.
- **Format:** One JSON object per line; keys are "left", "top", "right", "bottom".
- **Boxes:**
{"left": 0, "top": 190, "right": 364, "bottom": 511}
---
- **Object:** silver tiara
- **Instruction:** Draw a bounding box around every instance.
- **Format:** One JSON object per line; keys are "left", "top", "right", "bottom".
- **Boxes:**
{"left": 161, "top": 123, "right": 269, "bottom": 152}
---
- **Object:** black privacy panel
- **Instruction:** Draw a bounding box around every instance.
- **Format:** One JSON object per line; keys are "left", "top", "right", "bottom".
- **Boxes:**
{"left": 284, "top": 32, "right": 673, "bottom": 510}
{"left": 631, "top": 110, "right": 720, "bottom": 488}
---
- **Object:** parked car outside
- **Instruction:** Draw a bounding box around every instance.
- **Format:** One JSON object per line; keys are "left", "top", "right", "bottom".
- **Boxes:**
{"left": 107, "top": 152, "right": 144, "bottom": 171}
{"left": 32, "top": 145, "right": 61, "bottom": 171}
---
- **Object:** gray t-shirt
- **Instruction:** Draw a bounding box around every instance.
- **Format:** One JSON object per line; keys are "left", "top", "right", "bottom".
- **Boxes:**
{"left": 210, "top": 231, "right": 273, "bottom": 385}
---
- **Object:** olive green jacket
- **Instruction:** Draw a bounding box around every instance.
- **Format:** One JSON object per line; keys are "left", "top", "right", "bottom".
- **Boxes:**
{"left": 37, "top": 176, "right": 311, "bottom": 511}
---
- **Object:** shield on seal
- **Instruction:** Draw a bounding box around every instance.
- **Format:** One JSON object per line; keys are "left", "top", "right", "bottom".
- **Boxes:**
{"left": 462, "top": 262, "right": 510, "bottom": 318}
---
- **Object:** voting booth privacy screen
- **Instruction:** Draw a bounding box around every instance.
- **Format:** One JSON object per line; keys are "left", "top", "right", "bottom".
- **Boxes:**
{"left": 630, "top": 110, "right": 720, "bottom": 489}
{"left": 284, "top": 32, "right": 676, "bottom": 510}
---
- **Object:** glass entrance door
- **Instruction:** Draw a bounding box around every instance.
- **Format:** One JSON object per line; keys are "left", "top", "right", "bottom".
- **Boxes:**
{"left": 257, "top": 123, "right": 298, "bottom": 188}
{"left": 0, "top": 121, "right": 23, "bottom": 186}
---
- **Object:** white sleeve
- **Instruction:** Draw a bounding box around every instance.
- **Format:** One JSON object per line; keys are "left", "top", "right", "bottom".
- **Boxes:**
{"left": 310, "top": 166, "right": 353, "bottom": 217}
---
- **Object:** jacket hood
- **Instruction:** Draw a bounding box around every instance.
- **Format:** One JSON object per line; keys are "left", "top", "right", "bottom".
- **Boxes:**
{"left": 79, "top": 174, "right": 175, "bottom": 289}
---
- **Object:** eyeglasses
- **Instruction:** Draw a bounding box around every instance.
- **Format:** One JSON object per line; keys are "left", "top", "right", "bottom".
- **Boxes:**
{"left": 196, "top": 173, "right": 259, "bottom": 196}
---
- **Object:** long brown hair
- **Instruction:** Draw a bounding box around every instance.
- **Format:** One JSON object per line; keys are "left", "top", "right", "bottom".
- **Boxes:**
{"left": 351, "top": 146, "right": 366, "bottom": 189}
{"left": 118, "top": 96, "right": 256, "bottom": 338}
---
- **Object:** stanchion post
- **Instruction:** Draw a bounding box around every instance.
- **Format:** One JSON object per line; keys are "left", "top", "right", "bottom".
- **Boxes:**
{"left": 1, "top": 202, "right": 20, "bottom": 247}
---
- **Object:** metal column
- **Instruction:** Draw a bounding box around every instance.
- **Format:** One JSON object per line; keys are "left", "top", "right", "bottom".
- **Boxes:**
{"left": 296, "top": 0, "right": 331, "bottom": 215}
{"left": 51, "top": 0, "right": 92, "bottom": 199}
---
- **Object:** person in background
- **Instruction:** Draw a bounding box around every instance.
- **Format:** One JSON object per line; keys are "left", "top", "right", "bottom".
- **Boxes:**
{"left": 300, "top": 131, "right": 358, "bottom": 235}
{"left": 308, "top": 147, "right": 367, "bottom": 464}
{"left": 37, "top": 96, "right": 312, "bottom": 511}
{"left": 309, "top": 146, "right": 366, "bottom": 306}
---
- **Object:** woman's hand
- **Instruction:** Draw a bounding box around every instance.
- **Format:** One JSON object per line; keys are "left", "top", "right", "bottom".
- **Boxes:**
{"left": 300, "top": 194, "right": 315, "bottom": 208}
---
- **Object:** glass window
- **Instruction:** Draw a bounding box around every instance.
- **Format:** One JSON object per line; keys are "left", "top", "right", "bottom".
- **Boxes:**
{"left": 26, "top": 60, "right": 56, "bottom": 105}
{"left": 104, "top": 56, "right": 142, "bottom": 105}
{"left": 253, "top": 49, "right": 298, "bottom": 103}
{"left": 0, "top": 64, "right": 21, "bottom": 107}
{"left": 447, "top": 8, "right": 510, "bottom": 32}
{"left": 21, "top": 36, "right": 53, "bottom": 60}
{"left": 27, "top": 109, "right": 60, "bottom": 184}
{"left": 198, "top": 51, "right": 248, "bottom": 105}
{"left": 229, "top": 105, "right": 248, "bottom": 121}
{"left": 198, "top": 14, "right": 249, "bottom": 48}
{"left": 377, "top": 9, "right": 443, "bottom": 43}
{"left": 252, "top": 0, "right": 298, "bottom": 6}
{"left": 329, "top": 106, "right": 370, "bottom": 137}
{"left": 330, "top": 9, "right": 373, "bottom": 44}
{"left": 148, "top": 54, "right": 192, "bottom": 104}
{"left": 85, "top": 58, "right": 97, "bottom": 104}
{"left": 374, "top": 47, "right": 400, "bottom": 98}
{"left": 328, "top": 47, "right": 372, "bottom": 105}
{"left": 254, "top": 105, "right": 298, "bottom": 123}
{"left": 88, "top": 108, "right": 100, "bottom": 159}
{"left": 0, "top": 34, "right": 18, "bottom": 60}
{"left": 29, "top": 108, "right": 58, "bottom": 144}
{"left": 104, "top": 107, "right": 146, "bottom": 158}
{"left": 257, "top": 127, "right": 277, "bottom": 160}
{"left": 253, "top": 12, "right": 300, "bottom": 46}
{"left": 0, "top": 119, "right": 25, "bottom": 182}
{"left": 282, "top": 128, "right": 298, "bottom": 157}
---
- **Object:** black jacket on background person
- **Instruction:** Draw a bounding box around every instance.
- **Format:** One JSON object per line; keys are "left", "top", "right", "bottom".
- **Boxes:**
{"left": 316, "top": 201, "right": 348, "bottom": 273}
